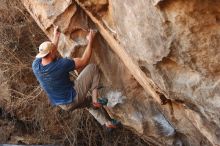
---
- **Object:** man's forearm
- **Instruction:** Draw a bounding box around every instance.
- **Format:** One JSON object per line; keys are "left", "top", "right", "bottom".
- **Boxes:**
{"left": 52, "top": 26, "right": 60, "bottom": 48}
{"left": 73, "top": 30, "right": 95, "bottom": 69}
{"left": 52, "top": 34, "right": 60, "bottom": 47}
{"left": 81, "top": 39, "right": 93, "bottom": 65}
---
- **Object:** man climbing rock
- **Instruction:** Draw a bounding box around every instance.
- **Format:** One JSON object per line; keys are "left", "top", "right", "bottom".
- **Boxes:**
{"left": 32, "top": 26, "right": 119, "bottom": 130}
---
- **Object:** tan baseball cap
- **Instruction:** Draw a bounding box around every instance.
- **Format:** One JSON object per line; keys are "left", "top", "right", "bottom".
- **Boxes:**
{"left": 36, "top": 41, "right": 54, "bottom": 58}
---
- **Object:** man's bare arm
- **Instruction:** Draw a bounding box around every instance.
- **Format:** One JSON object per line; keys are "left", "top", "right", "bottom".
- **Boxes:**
{"left": 74, "top": 30, "right": 96, "bottom": 69}
{"left": 52, "top": 26, "right": 60, "bottom": 49}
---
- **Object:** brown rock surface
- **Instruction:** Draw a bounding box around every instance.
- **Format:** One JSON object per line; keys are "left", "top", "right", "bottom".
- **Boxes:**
{"left": 20, "top": 0, "right": 220, "bottom": 145}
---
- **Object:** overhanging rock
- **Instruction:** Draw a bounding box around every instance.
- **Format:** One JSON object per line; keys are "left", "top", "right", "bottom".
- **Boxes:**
{"left": 21, "top": 0, "right": 220, "bottom": 145}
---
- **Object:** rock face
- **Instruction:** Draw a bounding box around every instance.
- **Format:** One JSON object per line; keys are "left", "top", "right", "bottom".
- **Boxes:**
{"left": 21, "top": 0, "right": 220, "bottom": 145}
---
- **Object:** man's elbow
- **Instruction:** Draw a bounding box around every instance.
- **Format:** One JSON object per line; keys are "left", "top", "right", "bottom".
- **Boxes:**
{"left": 75, "top": 58, "right": 87, "bottom": 69}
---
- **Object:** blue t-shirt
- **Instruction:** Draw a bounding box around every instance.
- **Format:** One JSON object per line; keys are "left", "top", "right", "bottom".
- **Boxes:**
{"left": 32, "top": 58, "right": 76, "bottom": 105}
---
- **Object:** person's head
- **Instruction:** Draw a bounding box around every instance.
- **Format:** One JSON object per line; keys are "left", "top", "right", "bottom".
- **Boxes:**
{"left": 36, "top": 41, "right": 57, "bottom": 60}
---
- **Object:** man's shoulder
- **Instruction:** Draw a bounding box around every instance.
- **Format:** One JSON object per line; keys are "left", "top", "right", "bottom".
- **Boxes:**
{"left": 32, "top": 58, "right": 41, "bottom": 70}
{"left": 56, "top": 58, "right": 75, "bottom": 71}
{"left": 57, "top": 57, "right": 73, "bottom": 62}
{"left": 32, "top": 58, "right": 41, "bottom": 68}
{"left": 57, "top": 58, "right": 74, "bottom": 65}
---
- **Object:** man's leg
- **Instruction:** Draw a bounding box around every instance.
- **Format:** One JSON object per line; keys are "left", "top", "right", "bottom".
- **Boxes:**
{"left": 73, "top": 64, "right": 111, "bottom": 125}
{"left": 92, "top": 88, "right": 98, "bottom": 103}
{"left": 74, "top": 64, "right": 100, "bottom": 105}
{"left": 88, "top": 108, "right": 111, "bottom": 125}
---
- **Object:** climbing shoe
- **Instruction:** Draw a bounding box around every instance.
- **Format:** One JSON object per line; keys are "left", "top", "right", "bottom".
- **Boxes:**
{"left": 105, "top": 119, "right": 121, "bottom": 132}
{"left": 92, "top": 97, "right": 108, "bottom": 109}
{"left": 97, "top": 97, "right": 108, "bottom": 105}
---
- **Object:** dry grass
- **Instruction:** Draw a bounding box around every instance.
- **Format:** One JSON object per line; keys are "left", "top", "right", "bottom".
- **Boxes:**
{"left": 0, "top": 0, "right": 148, "bottom": 145}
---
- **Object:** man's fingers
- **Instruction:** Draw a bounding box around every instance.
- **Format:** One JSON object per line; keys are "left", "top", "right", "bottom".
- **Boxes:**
{"left": 90, "top": 29, "right": 97, "bottom": 34}
{"left": 54, "top": 25, "right": 58, "bottom": 29}
{"left": 86, "top": 29, "right": 97, "bottom": 41}
{"left": 90, "top": 29, "right": 97, "bottom": 38}
{"left": 53, "top": 25, "right": 59, "bottom": 32}
{"left": 92, "top": 29, "right": 98, "bottom": 33}
{"left": 53, "top": 25, "right": 61, "bottom": 37}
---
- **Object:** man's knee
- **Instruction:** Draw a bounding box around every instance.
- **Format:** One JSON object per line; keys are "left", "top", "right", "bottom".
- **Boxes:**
{"left": 87, "top": 64, "right": 99, "bottom": 75}
{"left": 59, "top": 105, "right": 70, "bottom": 111}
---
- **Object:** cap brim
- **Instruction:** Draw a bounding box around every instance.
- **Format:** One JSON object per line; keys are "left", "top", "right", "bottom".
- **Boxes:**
{"left": 36, "top": 52, "right": 49, "bottom": 58}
